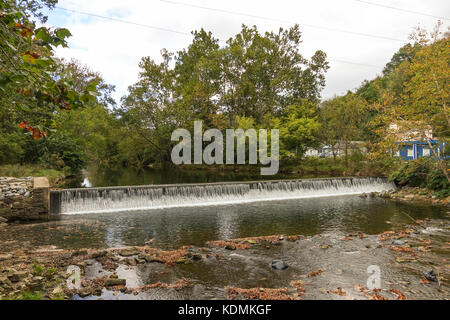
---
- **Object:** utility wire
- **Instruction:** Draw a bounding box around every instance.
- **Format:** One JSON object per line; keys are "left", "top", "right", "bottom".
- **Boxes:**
{"left": 160, "top": 0, "right": 405, "bottom": 42}
{"left": 55, "top": 6, "right": 190, "bottom": 35}
{"left": 54, "top": 6, "right": 384, "bottom": 69}
{"left": 352, "top": 0, "right": 449, "bottom": 21}
{"left": 330, "top": 59, "right": 382, "bottom": 68}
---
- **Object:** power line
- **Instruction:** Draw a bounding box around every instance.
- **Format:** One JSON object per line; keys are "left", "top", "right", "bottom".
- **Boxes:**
{"left": 160, "top": 0, "right": 405, "bottom": 42}
{"left": 55, "top": 6, "right": 190, "bottom": 36}
{"left": 353, "top": 0, "right": 449, "bottom": 21}
{"left": 330, "top": 59, "right": 382, "bottom": 68}
{"left": 53, "top": 6, "right": 384, "bottom": 69}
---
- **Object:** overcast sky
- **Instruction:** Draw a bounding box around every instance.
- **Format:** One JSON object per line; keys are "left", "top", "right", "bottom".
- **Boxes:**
{"left": 43, "top": 0, "right": 450, "bottom": 103}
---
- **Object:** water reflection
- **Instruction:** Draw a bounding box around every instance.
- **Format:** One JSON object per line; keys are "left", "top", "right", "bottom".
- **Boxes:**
{"left": 217, "top": 207, "right": 239, "bottom": 240}
{"left": 69, "top": 166, "right": 323, "bottom": 188}
{"left": 1, "top": 196, "right": 447, "bottom": 250}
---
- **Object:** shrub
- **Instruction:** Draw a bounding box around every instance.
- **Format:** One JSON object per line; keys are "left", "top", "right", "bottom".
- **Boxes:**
{"left": 389, "top": 158, "right": 432, "bottom": 187}
{"left": 37, "top": 132, "right": 86, "bottom": 173}
{"left": 427, "top": 168, "right": 450, "bottom": 197}
{"left": 390, "top": 158, "right": 450, "bottom": 197}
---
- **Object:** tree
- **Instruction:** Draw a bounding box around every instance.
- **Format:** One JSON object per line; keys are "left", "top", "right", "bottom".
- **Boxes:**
{"left": 279, "top": 100, "right": 320, "bottom": 156}
{"left": 220, "top": 25, "right": 328, "bottom": 125}
{"left": 382, "top": 43, "right": 420, "bottom": 76}
{"left": 122, "top": 24, "right": 329, "bottom": 164}
{"left": 122, "top": 50, "right": 191, "bottom": 163}
{"left": 320, "top": 93, "right": 368, "bottom": 165}
{"left": 0, "top": 0, "right": 96, "bottom": 141}
{"left": 371, "top": 22, "right": 449, "bottom": 183}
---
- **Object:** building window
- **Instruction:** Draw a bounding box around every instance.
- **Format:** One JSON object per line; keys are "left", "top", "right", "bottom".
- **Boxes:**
{"left": 423, "top": 148, "right": 431, "bottom": 157}
{"left": 407, "top": 148, "right": 414, "bottom": 157}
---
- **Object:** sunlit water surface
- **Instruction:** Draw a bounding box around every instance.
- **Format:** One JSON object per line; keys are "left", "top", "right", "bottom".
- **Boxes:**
{"left": 2, "top": 196, "right": 447, "bottom": 250}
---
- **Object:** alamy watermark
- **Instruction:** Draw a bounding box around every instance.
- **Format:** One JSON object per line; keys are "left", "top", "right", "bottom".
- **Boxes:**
{"left": 66, "top": 265, "right": 81, "bottom": 290}
{"left": 171, "top": 121, "right": 279, "bottom": 175}
{"left": 367, "top": 265, "right": 381, "bottom": 289}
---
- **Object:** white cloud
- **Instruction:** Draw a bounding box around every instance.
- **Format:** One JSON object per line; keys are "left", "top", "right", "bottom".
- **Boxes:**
{"left": 47, "top": 0, "right": 450, "bottom": 102}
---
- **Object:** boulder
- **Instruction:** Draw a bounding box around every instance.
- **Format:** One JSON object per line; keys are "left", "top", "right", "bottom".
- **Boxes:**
{"left": 8, "top": 271, "right": 28, "bottom": 282}
{"left": 422, "top": 270, "right": 438, "bottom": 282}
{"left": 105, "top": 278, "right": 126, "bottom": 287}
{"left": 91, "top": 250, "right": 108, "bottom": 259}
{"left": 271, "top": 260, "right": 288, "bottom": 270}
{"left": 119, "top": 247, "right": 140, "bottom": 257}
{"left": 124, "top": 257, "right": 137, "bottom": 266}
{"left": 143, "top": 254, "right": 164, "bottom": 264}
{"left": 191, "top": 254, "right": 203, "bottom": 261}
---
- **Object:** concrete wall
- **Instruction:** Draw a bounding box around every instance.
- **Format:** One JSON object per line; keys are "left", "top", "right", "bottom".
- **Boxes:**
{"left": 0, "top": 177, "right": 50, "bottom": 222}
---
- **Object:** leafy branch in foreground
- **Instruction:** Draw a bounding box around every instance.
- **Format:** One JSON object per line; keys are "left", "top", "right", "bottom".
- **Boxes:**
{"left": 0, "top": 0, "right": 98, "bottom": 140}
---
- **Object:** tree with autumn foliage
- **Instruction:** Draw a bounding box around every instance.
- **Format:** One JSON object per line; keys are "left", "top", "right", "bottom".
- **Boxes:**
{"left": 0, "top": 0, "right": 97, "bottom": 141}
{"left": 0, "top": 1, "right": 119, "bottom": 174}
{"left": 368, "top": 22, "right": 449, "bottom": 183}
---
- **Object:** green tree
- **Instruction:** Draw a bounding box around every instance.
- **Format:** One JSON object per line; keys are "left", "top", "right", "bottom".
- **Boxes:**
{"left": 0, "top": 0, "right": 95, "bottom": 140}
{"left": 320, "top": 93, "right": 368, "bottom": 165}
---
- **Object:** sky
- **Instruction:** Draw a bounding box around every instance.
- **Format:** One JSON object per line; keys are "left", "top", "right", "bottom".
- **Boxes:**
{"left": 42, "top": 0, "right": 450, "bottom": 103}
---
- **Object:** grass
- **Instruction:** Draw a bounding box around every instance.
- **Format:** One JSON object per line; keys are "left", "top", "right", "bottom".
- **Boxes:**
{"left": 33, "top": 262, "right": 44, "bottom": 276}
{"left": 0, "top": 164, "right": 65, "bottom": 186}
{"left": 19, "top": 291, "right": 44, "bottom": 300}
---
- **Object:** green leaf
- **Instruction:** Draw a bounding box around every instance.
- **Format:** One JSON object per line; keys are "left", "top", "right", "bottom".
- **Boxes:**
{"left": 35, "top": 27, "right": 51, "bottom": 43}
{"left": 55, "top": 28, "right": 72, "bottom": 40}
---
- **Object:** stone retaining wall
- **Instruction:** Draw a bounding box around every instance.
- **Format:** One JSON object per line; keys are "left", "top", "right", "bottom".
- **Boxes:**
{"left": 0, "top": 177, "right": 50, "bottom": 222}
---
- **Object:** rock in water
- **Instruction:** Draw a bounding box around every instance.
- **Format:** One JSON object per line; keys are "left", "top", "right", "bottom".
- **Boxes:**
{"left": 105, "top": 278, "right": 126, "bottom": 286}
{"left": 392, "top": 240, "right": 406, "bottom": 245}
{"left": 422, "top": 270, "right": 438, "bottom": 282}
{"left": 271, "top": 260, "right": 288, "bottom": 270}
{"left": 225, "top": 244, "right": 236, "bottom": 250}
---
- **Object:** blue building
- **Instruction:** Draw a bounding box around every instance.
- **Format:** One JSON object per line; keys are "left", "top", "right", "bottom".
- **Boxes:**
{"left": 394, "top": 140, "right": 447, "bottom": 160}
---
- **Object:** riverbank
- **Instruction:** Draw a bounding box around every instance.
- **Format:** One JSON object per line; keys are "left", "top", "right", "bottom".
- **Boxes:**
{"left": 367, "top": 187, "right": 450, "bottom": 206}
{"left": 0, "top": 165, "right": 66, "bottom": 188}
{"left": 0, "top": 216, "right": 448, "bottom": 300}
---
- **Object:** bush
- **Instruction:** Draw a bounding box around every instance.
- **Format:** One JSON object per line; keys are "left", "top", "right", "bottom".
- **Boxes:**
{"left": 389, "top": 158, "right": 432, "bottom": 187}
{"left": 427, "top": 168, "right": 450, "bottom": 197}
{"left": 37, "top": 132, "right": 86, "bottom": 173}
{"left": 390, "top": 158, "right": 450, "bottom": 197}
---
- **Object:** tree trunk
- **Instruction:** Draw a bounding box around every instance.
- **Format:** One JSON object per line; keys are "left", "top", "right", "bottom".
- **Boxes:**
{"left": 344, "top": 142, "right": 349, "bottom": 168}
{"left": 331, "top": 144, "right": 337, "bottom": 164}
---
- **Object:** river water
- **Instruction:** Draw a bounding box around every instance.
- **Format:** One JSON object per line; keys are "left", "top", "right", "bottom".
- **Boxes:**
{"left": 1, "top": 168, "right": 448, "bottom": 300}
{"left": 1, "top": 168, "right": 446, "bottom": 250}
{"left": 2, "top": 194, "right": 447, "bottom": 250}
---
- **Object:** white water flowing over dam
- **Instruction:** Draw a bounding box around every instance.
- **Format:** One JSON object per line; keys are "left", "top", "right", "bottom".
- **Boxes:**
{"left": 50, "top": 177, "right": 395, "bottom": 215}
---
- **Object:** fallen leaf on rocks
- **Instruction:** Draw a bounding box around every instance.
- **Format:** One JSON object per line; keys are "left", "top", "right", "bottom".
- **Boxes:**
{"left": 328, "top": 287, "right": 346, "bottom": 296}
{"left": 307, "top": 269, "right": 323, "bottom": 277}
{"left": 389, "top": 288, "right": 407, "bottom": 300}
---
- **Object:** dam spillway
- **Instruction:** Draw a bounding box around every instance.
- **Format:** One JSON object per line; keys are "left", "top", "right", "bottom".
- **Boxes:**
{"left": 50, "top": 177, "right": 395, "bottom": 215}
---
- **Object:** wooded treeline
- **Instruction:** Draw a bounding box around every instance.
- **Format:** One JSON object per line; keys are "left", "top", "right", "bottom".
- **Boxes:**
{"left": 0, "top": 1, "right": 448, "bottom": 183}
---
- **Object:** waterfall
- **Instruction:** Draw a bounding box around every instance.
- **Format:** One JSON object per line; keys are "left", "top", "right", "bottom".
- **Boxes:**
{"left": 50, "top": 177, "right": 395, "bottom": 215}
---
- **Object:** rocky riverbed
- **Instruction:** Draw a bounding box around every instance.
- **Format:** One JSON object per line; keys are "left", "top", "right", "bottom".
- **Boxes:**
{"left": 362, "top": 187, "right": 450, "bottom": 206}
{"left": 0, "top": 216, "right": 449, "bottom": 300}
